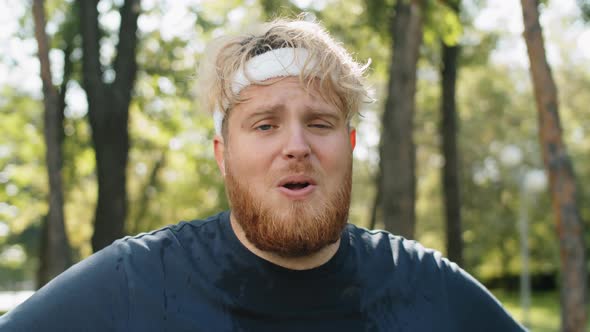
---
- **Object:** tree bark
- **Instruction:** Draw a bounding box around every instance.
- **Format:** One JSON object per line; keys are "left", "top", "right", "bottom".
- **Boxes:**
{"left": 79, "top": 0, "right": 140, "bottom": 251}
{"left": 520, "top": 1, "right": 587, "bottom": 331}
{"left": 440, "top": 5, "right": 463, "bottom": 265}
{"left": 377, "top": 0, "right": 423, "bottom": 239}
{"left": 32, "top": 0, "right": 71, "bottom": 287}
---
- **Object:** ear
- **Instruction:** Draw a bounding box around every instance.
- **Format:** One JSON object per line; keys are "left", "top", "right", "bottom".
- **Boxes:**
{"left": 349, "top": 128, "right": 356, "bottom": 151}
{"left": 213, "top": 135, "right": 226, "bottom": 177}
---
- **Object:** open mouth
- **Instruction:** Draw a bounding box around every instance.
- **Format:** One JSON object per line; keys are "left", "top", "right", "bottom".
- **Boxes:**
{"left": 282, "top": 182, "right": 311, "bottom": 190}
{"left": 277, "top": 176, "right": 316, "bottom": 199}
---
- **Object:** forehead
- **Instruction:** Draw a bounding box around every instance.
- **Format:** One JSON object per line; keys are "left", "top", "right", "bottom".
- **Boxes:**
{"left": 234, "top": 77, "right": 342, "bottom": 115}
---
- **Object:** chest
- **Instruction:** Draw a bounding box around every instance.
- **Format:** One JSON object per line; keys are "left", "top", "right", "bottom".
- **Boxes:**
{"left": 125, "top": 273, "right": 452, "bottom": 332}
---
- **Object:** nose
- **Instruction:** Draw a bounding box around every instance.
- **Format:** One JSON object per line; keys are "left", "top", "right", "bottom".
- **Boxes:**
{"left": 282, "top": 126, "right": 311, "bottom": 161}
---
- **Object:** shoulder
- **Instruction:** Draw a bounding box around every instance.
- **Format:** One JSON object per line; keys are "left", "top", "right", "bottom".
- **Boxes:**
{"left": 0, "top": 212, "right": 227, "bottom": 332}
{"left": 115, "top": 211, "right": 226, "bottom": 256}
{"left": 346, "top": 224, "right": 446, "bottom": 266}
{"left": 0, "top": 236, "right": 130, "bottom": 331}
{"left": 346, "top": 224, "right": 525, "bottom": 331}
{"left": 107, "top": 211, "right": 227, "bottom": 288}
{"left": 347, "top": 224, "right": 490, "bottom": 298}
{"left": 346, "top": 224, "right": 452, "bottom": 282}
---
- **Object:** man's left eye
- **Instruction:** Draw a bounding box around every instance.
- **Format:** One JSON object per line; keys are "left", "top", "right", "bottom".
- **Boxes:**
{"left": 256, "top": 124, "right": 273, "bottom": 131}
{"left": 309, "top": 123, "right": 331, "bottom": 129}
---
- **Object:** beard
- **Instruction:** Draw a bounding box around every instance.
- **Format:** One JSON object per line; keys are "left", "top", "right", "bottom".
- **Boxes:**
{"left": 225, "top": 159, "right": 352, "bottom": 258}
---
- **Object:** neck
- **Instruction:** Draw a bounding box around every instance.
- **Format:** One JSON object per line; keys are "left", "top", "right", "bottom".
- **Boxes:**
{"left": 229, "top": 214, "right": 340, "bottom": 270}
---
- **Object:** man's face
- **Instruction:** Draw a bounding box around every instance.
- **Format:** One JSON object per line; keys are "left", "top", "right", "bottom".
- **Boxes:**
{"left": 214, "top": 77, "right": 356, "bottom": 257}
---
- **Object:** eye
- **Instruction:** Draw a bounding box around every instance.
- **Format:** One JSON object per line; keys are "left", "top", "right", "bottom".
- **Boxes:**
{"left": 256, "top": 124, "right": 274, "bottom": 131}
{"left": 309, "top": 123, "right": 331, "bottom": 129}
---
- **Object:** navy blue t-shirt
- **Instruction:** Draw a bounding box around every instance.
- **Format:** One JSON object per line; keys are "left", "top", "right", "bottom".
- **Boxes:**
{"left": 0, "top": 211, "right": 525, "bottom": 331}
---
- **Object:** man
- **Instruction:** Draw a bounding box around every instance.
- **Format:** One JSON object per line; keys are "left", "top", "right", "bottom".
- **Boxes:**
{"left": 0, "top": 19, "right": 525, "bottom": 331}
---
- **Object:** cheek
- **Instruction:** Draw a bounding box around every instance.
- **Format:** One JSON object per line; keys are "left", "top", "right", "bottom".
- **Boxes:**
{"left": 227, "top": 143, "right": 276, "bottom": 182}
{"left": 314, "top": 136, "right": 352, "bottom": 168}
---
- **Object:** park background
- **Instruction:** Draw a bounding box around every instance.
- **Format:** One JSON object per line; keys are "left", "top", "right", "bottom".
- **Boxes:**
{"left": 1, "top": 0, "right": 590, "bottom": 331}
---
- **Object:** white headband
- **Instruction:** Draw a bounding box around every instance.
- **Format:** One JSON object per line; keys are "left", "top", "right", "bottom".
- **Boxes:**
{"left": 213, "top": 47, "right": 316, "bottom": 135}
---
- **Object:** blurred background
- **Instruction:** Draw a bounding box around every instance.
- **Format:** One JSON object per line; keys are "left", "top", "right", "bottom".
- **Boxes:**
{"left": 1, "top": 0, "right": 589, "bottom": 330}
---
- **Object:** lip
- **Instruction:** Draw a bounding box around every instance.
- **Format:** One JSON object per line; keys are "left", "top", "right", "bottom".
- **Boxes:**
{"left": 276, "top": 175, "right": 317, "bottom": 200}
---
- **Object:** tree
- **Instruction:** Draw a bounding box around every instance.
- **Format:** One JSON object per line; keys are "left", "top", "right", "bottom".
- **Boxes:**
{"left": 520, "top": 0, "right": 587, "bottom": 330}
{"left": 578, "top": 0, "right": 590, "bottom": 21}
{"left": 32, "top": 0, "right": 71, "bottom": 286}
{"left": 79, "top": 0, "right": 140, "bottom": 251}
{"left": 439, "top": 0, "right": 463, "bottom": 264}
{"left": 259, "top": 0, "right": 301, "bottom": 18}
{"left": 376, "top": 0, "right": 425, "bottom": 238}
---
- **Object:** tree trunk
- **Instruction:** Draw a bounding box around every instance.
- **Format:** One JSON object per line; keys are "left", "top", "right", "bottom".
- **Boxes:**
{"left": 520, "top": 1, "right": 587, "bottom": 331}
{"left": 377, "top": 0, "right": 423, "bottom": 239}
{"left": 440, "top": 7, "right": 463, "bottom": 265}
{"left": 32, "top": 0, "right": 71, "bottom": 287}
{"left": 79, "top": 0, "right": 140, "bottom": 252}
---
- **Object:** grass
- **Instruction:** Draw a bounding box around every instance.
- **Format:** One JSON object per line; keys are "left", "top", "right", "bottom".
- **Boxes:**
{"left": 493, "top": 289, "right": 590, "bottom": 332}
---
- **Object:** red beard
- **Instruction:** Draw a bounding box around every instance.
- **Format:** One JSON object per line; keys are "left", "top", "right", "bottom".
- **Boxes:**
{"left": 225, "top": 160, "right": 352, "bottom": 258}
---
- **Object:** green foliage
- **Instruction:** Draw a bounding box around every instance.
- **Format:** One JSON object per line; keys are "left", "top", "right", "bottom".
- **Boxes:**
{"left": 364, "top": 0, "right": 463, "bottom": 49}
{"left": 458, "top": 32, "right": 499, "bottom": 67}
{"left": 579, "top": 0, "right": 590, "bottom": 21}
{"left": 259, "top": 0, "right": 302, "bottom": 19}
{"left": 122, "top": 2, "right": 236, "bottom": 234}
{"left": 0, "top": 88, "right": 47, "bottom": 287}
{"left": 314, "top": 0, "right": 390, "bottom": 80}
{"left": 364, "top": 0, "right": 395, "bottom": 39}
{"left": 423, "top": 0, "right": 462, "bottom": 48}
{"left": 412, "top": 59, "right": 563, "bottom": 280}
{"left": 495, "top": 290, "right": 590, "bottom": 332}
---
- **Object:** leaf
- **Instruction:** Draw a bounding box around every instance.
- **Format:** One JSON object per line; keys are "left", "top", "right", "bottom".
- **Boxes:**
{"left": 424, "top": 0, "right": 463, "bottom": 47}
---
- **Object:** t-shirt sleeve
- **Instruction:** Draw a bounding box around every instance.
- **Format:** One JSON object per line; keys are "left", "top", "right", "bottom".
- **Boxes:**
{"left": 441, "top": 255, "right": 527, "bottom": 331}
{"left": 393, "top": 236, "right": 527, "bottom": 332}
{"left": 0, "top": 241, "right": 130, "bottom": 332}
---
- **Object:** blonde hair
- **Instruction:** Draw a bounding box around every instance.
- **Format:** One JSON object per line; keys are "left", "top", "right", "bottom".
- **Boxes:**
{"left": 197, "top": 18, "right": 371, "bottom": 135}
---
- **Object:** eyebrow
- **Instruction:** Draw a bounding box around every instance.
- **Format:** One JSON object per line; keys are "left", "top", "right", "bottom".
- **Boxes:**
{"left": 245, "top": 104, "right": 285, "bottom": 119}
{"left": 304, "top": 106, "right": 341, "bottom": 120}
{"left": 243, "top": 103, "right": 342, "bottom": 123}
